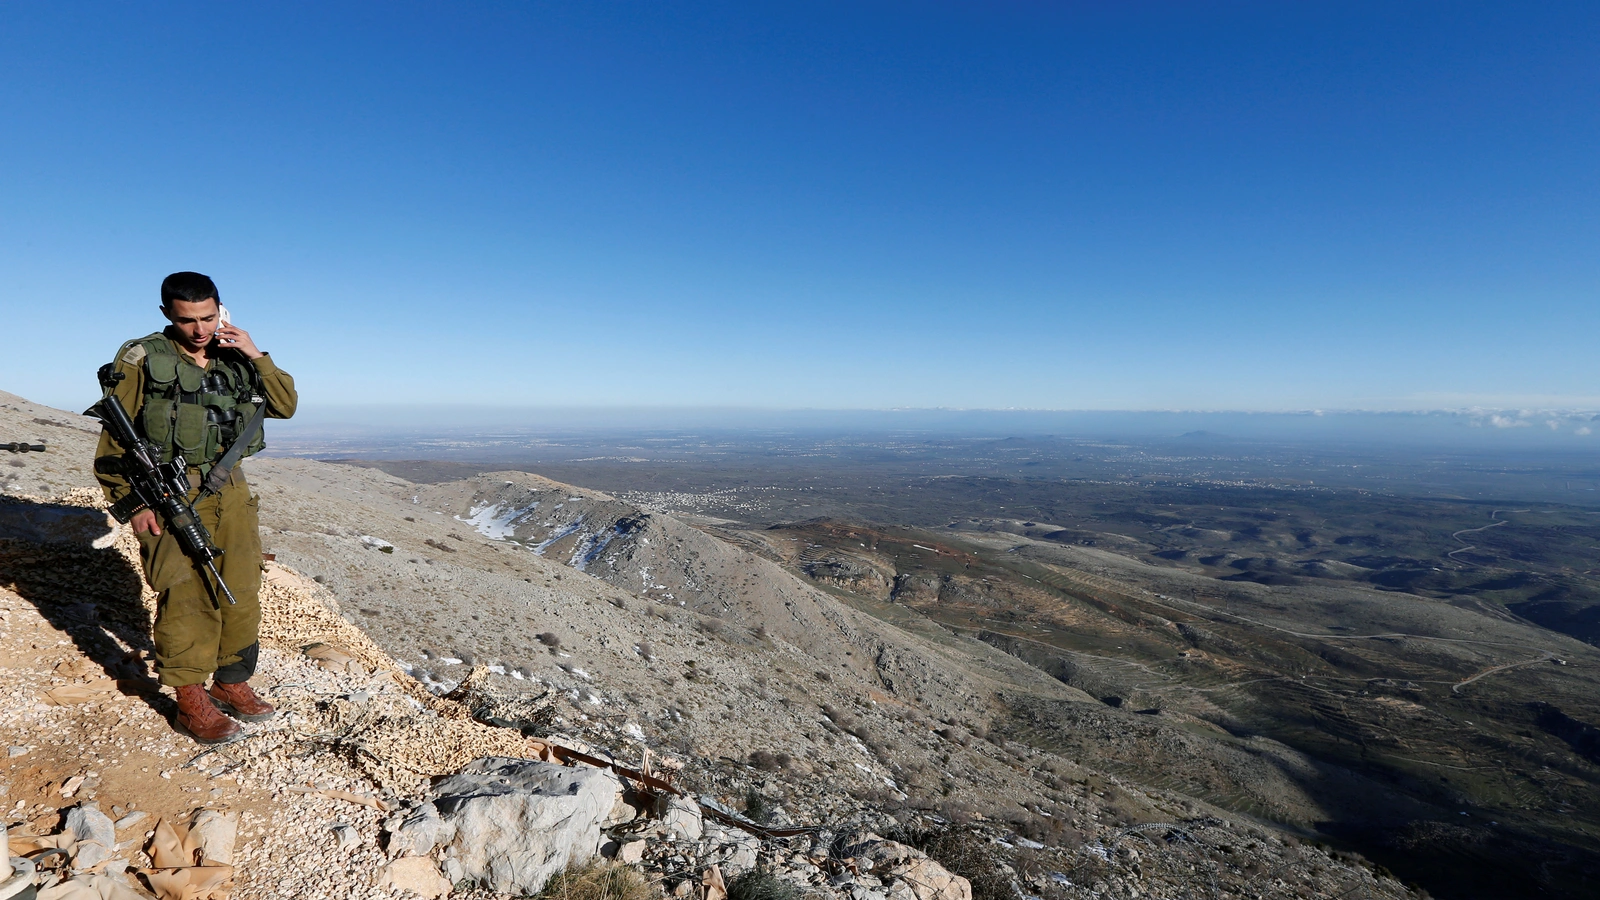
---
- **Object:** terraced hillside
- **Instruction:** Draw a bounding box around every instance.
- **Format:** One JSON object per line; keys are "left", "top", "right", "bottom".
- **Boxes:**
{"left": 747, "top": 519, "right": 1600, "bottom": 900}
{"left": 333, "top": 444, "right": 1600, "bottom": 899}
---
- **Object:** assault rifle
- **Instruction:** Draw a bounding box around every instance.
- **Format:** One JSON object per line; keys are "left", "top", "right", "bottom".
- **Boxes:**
{"left": 85, "top": 389, "right": 238, "bottom": 606}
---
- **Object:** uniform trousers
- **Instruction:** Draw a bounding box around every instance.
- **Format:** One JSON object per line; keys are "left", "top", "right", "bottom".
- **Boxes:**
{"left": 134, "top": 472, "right": 263, "bottom": 687}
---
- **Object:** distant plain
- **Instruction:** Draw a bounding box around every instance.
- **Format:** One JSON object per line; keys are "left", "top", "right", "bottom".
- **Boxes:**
{"left": 270, "top": 423, "right": 1600, "bottom": 899}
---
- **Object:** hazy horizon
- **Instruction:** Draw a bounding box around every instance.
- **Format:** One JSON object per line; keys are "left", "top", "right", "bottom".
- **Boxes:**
{"left": 246, "top": 403, "right": 1600, "bottom": 453}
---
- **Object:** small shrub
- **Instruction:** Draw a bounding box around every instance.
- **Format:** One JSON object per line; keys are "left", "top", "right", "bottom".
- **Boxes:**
{"left": 887, "top": 825, "right": 1011, "bottom": 900}
{"left": 726, "top": 867, "right": 801, "bottom": 900}
{"left": 936, "top": 800, "right": 977, "bottom": 826}
{"left": 748, "top": 750, "right": 788, "bottom": 772}
{"left": 537, "top": 859, "right": 650, "bottom": 900}
{"left": 537, "top": 632, "right": 562, "bottom": 650}
{"left": 1005, "top": 810, "right": 1058, "bottom": 843}
{"left": 743, "top": 789, "right": 774, "bottom": 824}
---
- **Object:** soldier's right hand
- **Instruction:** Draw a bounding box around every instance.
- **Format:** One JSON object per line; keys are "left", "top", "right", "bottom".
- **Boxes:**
{"left": 132, "top": 509, "right": 162, "bottom": 536}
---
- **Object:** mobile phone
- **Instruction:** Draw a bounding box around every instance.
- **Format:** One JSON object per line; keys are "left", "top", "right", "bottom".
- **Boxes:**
{"left": 216, "top": 305, "right": 233, "bottom": 344}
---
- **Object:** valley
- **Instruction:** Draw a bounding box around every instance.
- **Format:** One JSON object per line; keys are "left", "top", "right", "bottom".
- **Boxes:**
{"left": 330, "top": 432, "right": 1600, "bottom": 900}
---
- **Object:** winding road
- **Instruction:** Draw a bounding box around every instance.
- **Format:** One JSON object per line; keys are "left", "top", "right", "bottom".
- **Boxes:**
{"left": 1451, "top": 651, "right": 1556, "bottom": 693}
{"left": 1446, "top": 508, "right": 1528, "bottom": 564}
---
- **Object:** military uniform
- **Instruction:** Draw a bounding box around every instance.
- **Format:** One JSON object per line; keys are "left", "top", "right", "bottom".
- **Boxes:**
{"left": 95, "top": 329, "right": 298, "bottom": 688}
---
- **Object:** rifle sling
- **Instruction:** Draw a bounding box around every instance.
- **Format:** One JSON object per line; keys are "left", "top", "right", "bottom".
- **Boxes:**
{"left": 199, "top": 400, "right": 269, "bottom": 498}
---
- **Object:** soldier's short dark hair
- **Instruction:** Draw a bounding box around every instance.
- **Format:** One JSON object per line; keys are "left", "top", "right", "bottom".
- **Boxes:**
{"left": 160, "top": 272, "right": 220, "bottom": 308}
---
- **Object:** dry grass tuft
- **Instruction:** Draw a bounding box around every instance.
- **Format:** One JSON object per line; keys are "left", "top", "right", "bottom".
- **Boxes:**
{"left": 726, "top": 868, "right": 803, "bottom": 900}
{"left": 538, "top": 860, "right": 652, "bottom": 900}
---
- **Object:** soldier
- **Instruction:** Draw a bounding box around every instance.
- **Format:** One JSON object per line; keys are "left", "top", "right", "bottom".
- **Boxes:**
{"left": 95, "top": 271, "right": 298, "bottom": 744}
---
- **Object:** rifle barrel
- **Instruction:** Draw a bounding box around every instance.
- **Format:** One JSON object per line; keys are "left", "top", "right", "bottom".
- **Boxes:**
{"left": 205, "top": 560, "right": 238, "bottom": 606}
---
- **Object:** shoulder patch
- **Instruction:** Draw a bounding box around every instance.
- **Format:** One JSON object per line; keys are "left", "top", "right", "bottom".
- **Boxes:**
{"left": 120, "top": 344, "right": 148, "bottom": 365}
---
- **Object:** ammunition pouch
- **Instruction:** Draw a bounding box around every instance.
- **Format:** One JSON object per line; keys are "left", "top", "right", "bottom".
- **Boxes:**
{"left": 120, "top": 333, "right": 267, "bottom": 474}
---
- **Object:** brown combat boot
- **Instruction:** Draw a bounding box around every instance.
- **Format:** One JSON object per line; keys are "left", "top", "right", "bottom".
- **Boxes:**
{"left": 174, "top": 683, "right": 241, "bottom": 744}
{"left": 208, "top": 680, "right": 276, "bottom": 722}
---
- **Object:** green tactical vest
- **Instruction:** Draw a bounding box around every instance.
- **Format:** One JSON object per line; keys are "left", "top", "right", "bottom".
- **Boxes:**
{"left": 117, "top": 332, "right": 267, "bottom": 474}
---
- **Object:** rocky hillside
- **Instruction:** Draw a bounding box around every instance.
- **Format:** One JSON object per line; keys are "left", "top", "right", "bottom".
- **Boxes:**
{"left": 0, "top": 389, "right": 1419, "bottom": 900}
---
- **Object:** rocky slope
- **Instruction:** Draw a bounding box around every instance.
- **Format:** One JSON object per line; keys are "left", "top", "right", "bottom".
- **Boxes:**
{"left": 0, "top": 389, "right": 1419, "bottom": 900}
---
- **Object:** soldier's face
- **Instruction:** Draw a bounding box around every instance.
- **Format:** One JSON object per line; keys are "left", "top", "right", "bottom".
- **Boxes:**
{"left": 163, "top": 298, "right": 221, "bottom": 351}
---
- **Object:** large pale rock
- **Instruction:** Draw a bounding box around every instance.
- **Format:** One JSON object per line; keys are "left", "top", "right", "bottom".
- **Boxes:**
{"left": 63, "top": 803, "right": 117, "bottom": 872}
{"left": 605, "top": 788, "right": 642, "bottom": 826}
{"left": 703, "top": 824, "right": 759, "bottom": 876}
{"left": 843, "top": 835, "right": 971, "bottom": 900}
{"left": 189, "top": 810, "right": 238, "bottom": 865}
{"left": 424, "top": 756, "right": 621, "bottom": 894}
{"left": 386, "top": 802, "right": 454, "bottom": 859}
{"left": 380, "top": 857, "right": 452, "bottom": 899}
{"left": 716, "top": 832, "right": 759, "bottom": 876}
{"left": 617, "top": 841, "right": 646, "bottom": 865}
{"left": 655, "top": 794, "right": 704, "bottom": 841}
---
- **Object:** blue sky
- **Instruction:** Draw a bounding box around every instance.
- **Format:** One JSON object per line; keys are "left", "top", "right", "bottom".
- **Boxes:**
{"left": 1, "top": 1, "right": 1596, "bottom": 415}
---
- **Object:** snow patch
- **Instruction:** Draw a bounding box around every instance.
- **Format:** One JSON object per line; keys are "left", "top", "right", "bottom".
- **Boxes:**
{"left": 534, "top": 520, "right": 583, "bottom": 556}
{"left": 460, "top": 500, "right": 540, "bottom": 541}
{"left": 570, "top": 530, "right": 616, "bottom": 572}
